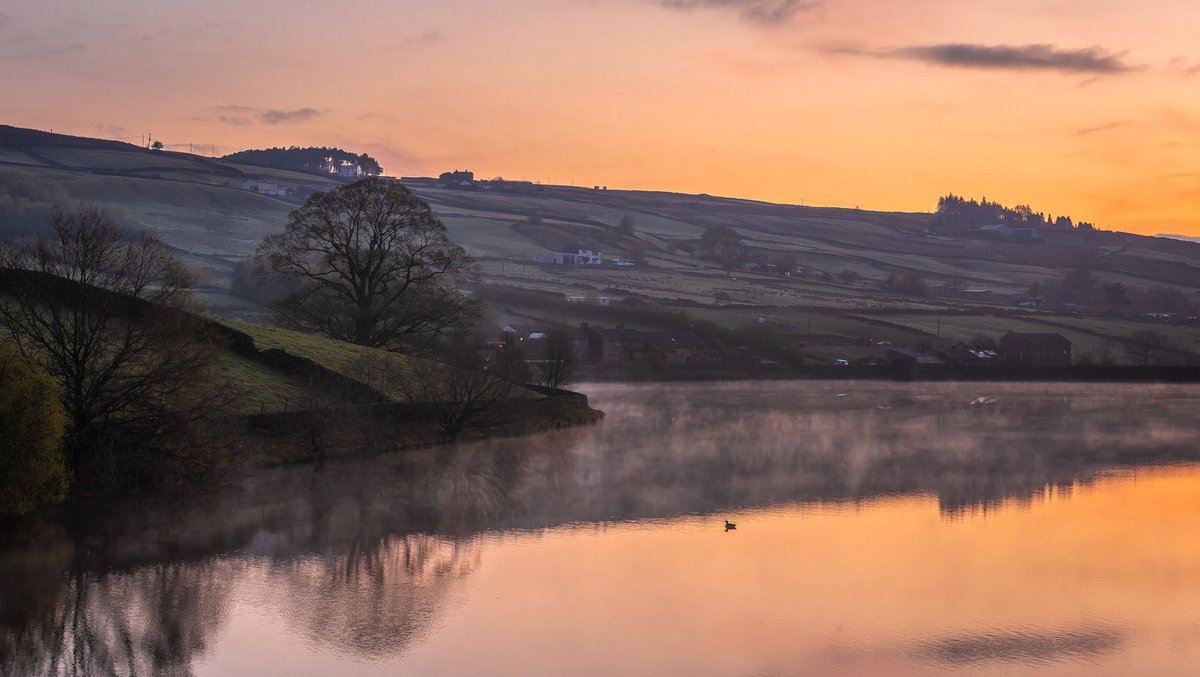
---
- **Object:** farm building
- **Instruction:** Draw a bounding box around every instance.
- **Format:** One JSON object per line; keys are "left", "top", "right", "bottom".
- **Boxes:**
{"left": 999, "top": 331, "right": 1072, "bottom": 366}
{"left": 534, "top": 245, "right": 603, "bottom": 265}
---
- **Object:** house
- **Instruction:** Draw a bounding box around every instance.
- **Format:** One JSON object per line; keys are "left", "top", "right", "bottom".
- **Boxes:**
{"left": 241, "top": 179, "right": 291, "bottom": 196}
{"left": 533, "top": 245, "right": 602, "bottom": 266}
{"left": 500, "top": 324, "right": 546, "bottom": 345}
{"left": 438, "top": 170, "right": 475, "bottom": 187}
{"left": 534, "top": 252, "right": 571, "bottom": 265}
{"left": 593, "top": 324, "right": 652, "bottom": 362}
{"left": 611, "top": 258, "right": 637, "bottom": 267}
{"left": 645, "top": 333, "right": 721, "bottom": 366}
{"left": 573, "top": 249, "right": 603, "bottom": 265}
{"left": 337, "top": 161, "right": 361, "bottom": 178}
{"left": 564, "top": 295, "right": 610, "bottom": 306}
{"left": 999, "top": 331, "right": 1071, "bottom": 366}
{"left": 937, "top": 344, "right": 1002, "bottom": 366}
{"left": 887, "top": 348, "right": 946, "bottom": 378}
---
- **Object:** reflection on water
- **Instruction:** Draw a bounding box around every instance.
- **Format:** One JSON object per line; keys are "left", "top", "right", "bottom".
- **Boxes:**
{"left": 1, "top": 381, "right": 1198, "bottom": 676}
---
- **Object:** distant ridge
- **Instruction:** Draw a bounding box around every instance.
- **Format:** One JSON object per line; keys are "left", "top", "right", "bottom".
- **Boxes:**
{"left": 0, "top": 124, "right": 143, "bottom": 152}
{"left": 1157, "top": 233, "right": 1200, "bottom": 243}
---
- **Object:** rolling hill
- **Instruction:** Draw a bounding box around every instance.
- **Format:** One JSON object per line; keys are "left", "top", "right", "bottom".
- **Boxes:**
{"left": 1, "top": 124, "right": 1197, "bottom": 365}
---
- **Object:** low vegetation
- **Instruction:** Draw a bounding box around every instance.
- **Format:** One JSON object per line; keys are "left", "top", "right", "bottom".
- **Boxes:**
{"left": 0, "top": 342, "right": 68, "bottom": 516}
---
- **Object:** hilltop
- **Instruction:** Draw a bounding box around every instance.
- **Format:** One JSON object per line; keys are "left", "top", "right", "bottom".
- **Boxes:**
{"left": 1, "top": 125, "right": 1197, "bottom": 365}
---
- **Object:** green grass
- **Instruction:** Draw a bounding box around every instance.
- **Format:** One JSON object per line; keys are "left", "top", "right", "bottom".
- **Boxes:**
{"left": 217, "top": 352, "right": 328, "bottom": 414}
{"left": 222, "top": 320, "right": 420, "bottom": 402}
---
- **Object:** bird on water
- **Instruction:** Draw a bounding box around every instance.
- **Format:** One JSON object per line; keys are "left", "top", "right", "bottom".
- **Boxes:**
{"left": 724, "top": 520, "right": 737, "bottom": 531}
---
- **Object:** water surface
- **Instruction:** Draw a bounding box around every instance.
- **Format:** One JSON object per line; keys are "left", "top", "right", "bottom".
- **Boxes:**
{"left": 2, "top": 381, "right": 1199, "bottom": 676}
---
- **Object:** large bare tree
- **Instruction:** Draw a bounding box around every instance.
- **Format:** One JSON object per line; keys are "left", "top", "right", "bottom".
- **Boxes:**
{"left": 257, "top": 178, "right": 478, "bottom": 352}
{"left": 0, "top": 205, "right": 223, "bottom": 478}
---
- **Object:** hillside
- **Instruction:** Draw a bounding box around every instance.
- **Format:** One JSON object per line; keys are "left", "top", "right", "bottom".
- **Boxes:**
{"left": 1, "top": 125, "right": 1197, "bottom": 365}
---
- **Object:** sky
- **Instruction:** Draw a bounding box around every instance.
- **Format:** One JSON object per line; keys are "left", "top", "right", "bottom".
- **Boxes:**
{"left": 2, "top": 0, "right": 1199, "bottom": 236}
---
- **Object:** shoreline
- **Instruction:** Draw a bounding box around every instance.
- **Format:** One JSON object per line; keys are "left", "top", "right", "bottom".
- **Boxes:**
{"left": 238, "top": 385, "right": 605, "bottom": 467}
{"left": 575, "top": 363, "right": 1200, "bottom": 384}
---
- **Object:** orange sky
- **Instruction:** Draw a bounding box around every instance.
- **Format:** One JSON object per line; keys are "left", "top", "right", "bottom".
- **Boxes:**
{"left": 3, "top": 0, "right": 1200, "bottom": 236}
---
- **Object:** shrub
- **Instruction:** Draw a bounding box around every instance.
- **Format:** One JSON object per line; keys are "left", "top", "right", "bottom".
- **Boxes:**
{"left": 0, "top": 342, "right": 68, "bottom": 515}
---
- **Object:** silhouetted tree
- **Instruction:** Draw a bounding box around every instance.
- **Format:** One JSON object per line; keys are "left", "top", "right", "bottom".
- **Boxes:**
{"left": 885, "top": 272, "right": 931, "bottom": 297}
{"left": 1098, "top": 281, "right": 1130, "bottom": 313}
{"left": 700, "top": 224, "right": 743, "bottom": 272}
{"left": 837, "top": 269, "right": 862, "bottom": 285}
{"left": 1061, "top": 268, "right": 1095, "bottom": 294}
{"left": 400, "top": 336, "right": 525, "bottom": 438}
{"left": 618, "top": 214, "right": 635, "bottom": 235}
{"left": 538, "top": 328, "right": 577, "bottom": 388}
{"left": 1124, "top": 330, "right": 1172, "bottom": 366}
{"left": 257, "top": 178, "right": 478, "bottom": 353}
{"left": 0, "top": 205, "right": 224, "bottom": 480}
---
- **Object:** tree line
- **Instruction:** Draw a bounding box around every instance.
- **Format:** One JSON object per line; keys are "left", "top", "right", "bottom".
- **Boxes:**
{"left": 934, "top": 194, "right": 1096, "bottom": 234}
{"left": 222, "top": 146, "right": 383, "bottom": 176}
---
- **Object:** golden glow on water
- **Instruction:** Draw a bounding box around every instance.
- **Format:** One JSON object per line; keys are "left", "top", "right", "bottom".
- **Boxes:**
{"left": 184, "top": 466, "right": 1200, "bottom": 676}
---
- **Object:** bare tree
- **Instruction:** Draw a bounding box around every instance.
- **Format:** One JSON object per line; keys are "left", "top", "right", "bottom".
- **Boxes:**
{"left": 400, "top": 341, "right": 524, "bottom": 438}
{"left": 257, "top": 178, "right": 478, "bottom": 353}
{"left": 1124, "top": 330, "right": 1173, "bottom": 366}
{"left": 538, "top": 328, "right": 577, "bottom": 388}
{"left": 0, "top": 205, "right": 224, "bottom": 479}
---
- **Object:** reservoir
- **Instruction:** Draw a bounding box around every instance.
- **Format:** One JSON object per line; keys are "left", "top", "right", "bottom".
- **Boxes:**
{"left": 2, "top": 381, "right": 1199, "bottom": 676}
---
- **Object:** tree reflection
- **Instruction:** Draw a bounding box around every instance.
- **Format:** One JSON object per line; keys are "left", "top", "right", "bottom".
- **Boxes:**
{"left": 0, "top": 536, "right": 230, "bottom": 677}
{"left": 266, "top": 534, "right": 478, "bottom": 659}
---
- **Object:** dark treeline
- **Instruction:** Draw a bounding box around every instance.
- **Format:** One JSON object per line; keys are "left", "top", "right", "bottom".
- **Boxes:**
{"left": 933, "top": 194, "right": 1096, "bottom": 234}
{"left": 475, "top": 284, "right": 805, "bottom": 366}
{"left": 222, "top": 147, "right": 383, "bottom": 176}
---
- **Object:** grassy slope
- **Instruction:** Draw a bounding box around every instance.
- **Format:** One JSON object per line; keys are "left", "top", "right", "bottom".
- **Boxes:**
{"left": 223, "top": 320, "right": 418, "bottom": 403}
{"left": 221, "top": 320, "right": 543, "bottom": 403}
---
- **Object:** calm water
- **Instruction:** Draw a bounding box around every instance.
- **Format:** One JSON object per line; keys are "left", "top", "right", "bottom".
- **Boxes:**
{"left": 2, "top": 381, "right": 1200, "bottom": 676}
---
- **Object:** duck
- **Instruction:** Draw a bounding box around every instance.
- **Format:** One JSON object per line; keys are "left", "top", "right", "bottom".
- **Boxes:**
{"left": 724, "top": 520, "right": 737, "bottom": 531}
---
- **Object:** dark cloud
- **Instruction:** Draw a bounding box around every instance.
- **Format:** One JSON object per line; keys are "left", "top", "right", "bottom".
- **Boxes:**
{"left": 832, "top": 43, "right": 1138, "bottom": 75}
{"left": 259, "top": 107, "right": 320, "bottom": 124}
{"left": 657, "top": 0, "right": 811, "bottom": 25}
{"left": 1078, "top": 121, "right": 1131, "bottom": 136}
{"left": 214, "top": 105, "right": 321, "bottom": 125}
